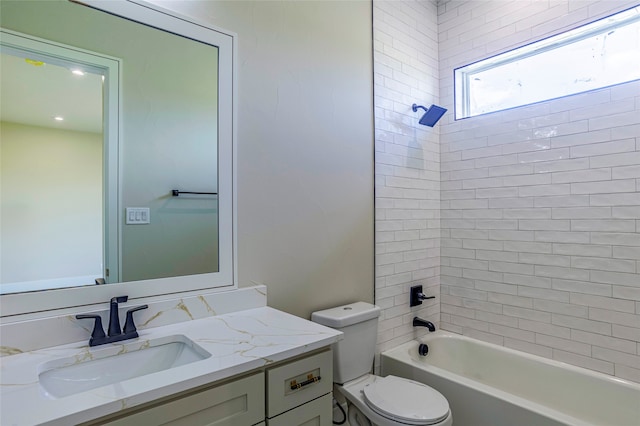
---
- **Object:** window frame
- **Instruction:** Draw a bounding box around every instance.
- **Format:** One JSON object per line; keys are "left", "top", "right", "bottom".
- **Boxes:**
{"left": 454, "top": 5, "right": 640, "bottom": 120}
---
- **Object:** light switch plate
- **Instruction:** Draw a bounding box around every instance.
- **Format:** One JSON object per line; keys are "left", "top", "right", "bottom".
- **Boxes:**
{"left": 126, "top": 207, "right": 150, "bottom": 224}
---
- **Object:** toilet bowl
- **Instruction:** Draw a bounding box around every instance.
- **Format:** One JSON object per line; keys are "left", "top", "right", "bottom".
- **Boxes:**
{"left": 339, "top": 374, "right": 452, "bottom": 426}
{"left": 311, "top": 302, "right": 452, "bottom": 426}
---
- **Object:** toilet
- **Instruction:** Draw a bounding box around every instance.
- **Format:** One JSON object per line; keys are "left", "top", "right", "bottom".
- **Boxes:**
{"left": 312, "top": 302, "right": 452, "bottom": 426}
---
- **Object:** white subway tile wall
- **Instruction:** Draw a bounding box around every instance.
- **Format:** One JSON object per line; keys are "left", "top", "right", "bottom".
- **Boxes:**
{"left": 438, "top": 0, "right": 640, "bottom": 383}
{"left": 374, "top": 0, "right": 639, "bottom": 383}
{"left": 373, "top": 0, "right": 441, "bottom": 367}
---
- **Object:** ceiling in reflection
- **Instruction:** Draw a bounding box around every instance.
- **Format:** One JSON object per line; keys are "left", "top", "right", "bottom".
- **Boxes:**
{"left": 0, "top": 52, "right": 102, "bottom": 133}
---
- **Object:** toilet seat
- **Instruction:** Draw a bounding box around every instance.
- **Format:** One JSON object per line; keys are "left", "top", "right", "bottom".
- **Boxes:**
{"left": 362, "top": 376, "right": 450, "bottom": 425}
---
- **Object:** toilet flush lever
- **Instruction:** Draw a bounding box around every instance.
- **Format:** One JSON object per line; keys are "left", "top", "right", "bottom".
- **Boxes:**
{"left": 410, "top": 284, "right": 435, "bottom": 307}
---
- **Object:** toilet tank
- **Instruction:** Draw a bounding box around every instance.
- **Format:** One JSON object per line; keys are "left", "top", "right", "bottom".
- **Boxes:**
{"left": 311, "top": 302, "right": 381, "bottom": 384}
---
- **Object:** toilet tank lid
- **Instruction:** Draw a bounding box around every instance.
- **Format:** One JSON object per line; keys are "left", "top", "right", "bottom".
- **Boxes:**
{"left": 311, "top": 302, "right": 381, "bottom": 328}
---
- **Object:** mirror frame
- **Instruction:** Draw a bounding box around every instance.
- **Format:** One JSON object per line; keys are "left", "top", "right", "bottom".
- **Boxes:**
{"left": 0, "top": 0, "right": 237, "bottom": 319}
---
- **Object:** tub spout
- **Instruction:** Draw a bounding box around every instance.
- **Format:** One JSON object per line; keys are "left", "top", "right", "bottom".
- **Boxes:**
{"left": 413, "top": 317, "right": 435, "bottom": 332}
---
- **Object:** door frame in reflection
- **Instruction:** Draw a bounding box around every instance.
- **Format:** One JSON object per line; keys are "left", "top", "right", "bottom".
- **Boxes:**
{"left": 0, "top": 29, "right": 121, "bottom": 292}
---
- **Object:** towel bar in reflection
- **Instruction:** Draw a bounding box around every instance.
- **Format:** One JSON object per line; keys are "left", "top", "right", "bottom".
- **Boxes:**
{"left": 171, "top": 190, "right": 218, "bottom": 197}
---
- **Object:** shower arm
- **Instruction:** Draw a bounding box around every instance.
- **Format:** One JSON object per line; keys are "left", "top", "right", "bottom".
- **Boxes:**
{"left": 412, "top": 104, "right": 428, "bottom": 113}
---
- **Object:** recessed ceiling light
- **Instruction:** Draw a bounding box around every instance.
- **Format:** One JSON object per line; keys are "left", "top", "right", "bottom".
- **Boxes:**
{"left": 71, "top": 69, "right": 85, "bottom": 76}
{"left": 54, "top": 116, "right": 64, "bottom": 121}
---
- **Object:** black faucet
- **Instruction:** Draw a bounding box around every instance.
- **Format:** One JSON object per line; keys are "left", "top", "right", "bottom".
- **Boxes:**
{"left": 413, "top": 316, "right": 436, "bottom": 332}
{"left": 76, "top": 296, "right": 148, "bottom": 347}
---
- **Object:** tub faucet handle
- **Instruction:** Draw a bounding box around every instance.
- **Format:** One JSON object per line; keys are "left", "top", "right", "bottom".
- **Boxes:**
{"left": 410, "top": 284, "right": 435, "bottom": 307}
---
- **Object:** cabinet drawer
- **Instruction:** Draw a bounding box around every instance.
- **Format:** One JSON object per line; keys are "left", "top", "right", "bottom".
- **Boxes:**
{"left": 266, "top": 349, "right": 332, "bottom": 417}
{"left": 266, "top": 393, "right": 333, "bottom": 426}
{"left": 97, "top": 372, "right": 265, "bottom": 426}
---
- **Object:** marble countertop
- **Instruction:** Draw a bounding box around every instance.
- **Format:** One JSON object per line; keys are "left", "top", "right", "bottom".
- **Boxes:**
{"left": 0, "top": 306, "right": 342, "bottom": 426}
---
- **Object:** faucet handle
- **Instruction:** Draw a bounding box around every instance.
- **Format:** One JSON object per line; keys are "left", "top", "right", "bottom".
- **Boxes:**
{"left": 418, "top": 292, "right": 436, "bottom": 300}
{"left": 111, "top": 295, "right": 128, "bottom": 304}
{"left": 123, "top": 305, "right": 149, "bottom": 336}
{"left": 76, "top": 314, "right": 107, "bottom": 346}
{"left": 410, "top": 284, "right": 436, "bottom": 307}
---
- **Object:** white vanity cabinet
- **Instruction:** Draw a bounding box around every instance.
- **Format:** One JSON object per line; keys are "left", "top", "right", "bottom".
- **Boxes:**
{"left": 83, "top": 349, "right": 333, "bottom": 426}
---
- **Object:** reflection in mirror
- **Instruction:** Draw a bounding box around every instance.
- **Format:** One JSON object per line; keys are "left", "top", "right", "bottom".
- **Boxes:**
{"left": 0, "top": 46, "right": 105, "bottom": 293}
{"left": 0, "top": 0, "right": 228, "bottom": 298}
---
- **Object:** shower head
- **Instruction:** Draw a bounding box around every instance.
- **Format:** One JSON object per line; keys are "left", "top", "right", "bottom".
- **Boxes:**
{"left": 412, "top": 103, "right": 447, "bottom": 127}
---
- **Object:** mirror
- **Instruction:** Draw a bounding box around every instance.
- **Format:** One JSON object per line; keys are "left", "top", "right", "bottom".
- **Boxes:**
{"left": 0, "top": 0, "right": 235, "bottom": 316}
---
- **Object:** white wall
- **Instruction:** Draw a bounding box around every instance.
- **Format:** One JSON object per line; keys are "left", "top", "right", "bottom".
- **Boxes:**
{"left": 0, "top": 122, "right": 102, "bottom": 284}
{"left": 148, "top": 0, "right": 376, "bottom": 318}
{"left": 438, "top": 0, "right": 640, "bottom": 383}
{"left": 373, "top": 0, "right": 441, "bottom": 361}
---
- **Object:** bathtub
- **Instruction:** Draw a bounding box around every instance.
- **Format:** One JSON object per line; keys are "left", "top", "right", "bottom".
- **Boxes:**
{"left": 381, "top": 331, "right": 640, "bottom": 426}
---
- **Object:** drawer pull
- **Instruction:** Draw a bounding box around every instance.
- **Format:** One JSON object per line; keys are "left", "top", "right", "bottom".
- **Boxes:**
{"left": 290, "top": 375, "right": 321, "bottom": 390}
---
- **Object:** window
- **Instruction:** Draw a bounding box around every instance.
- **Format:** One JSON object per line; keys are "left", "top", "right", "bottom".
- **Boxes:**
{"left": 455, "top": 6, "right": 640, "bottom": 119}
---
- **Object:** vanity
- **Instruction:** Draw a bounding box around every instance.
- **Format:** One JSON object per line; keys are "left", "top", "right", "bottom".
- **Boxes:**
{"left": 82, "top": 348, "right": 334, "bottom": 426}
{"left": 0, "top": 287, "right": 342, "bottom": 425}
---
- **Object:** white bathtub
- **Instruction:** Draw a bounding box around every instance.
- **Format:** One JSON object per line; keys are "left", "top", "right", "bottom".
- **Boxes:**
{"left": 381, "top": 331, "right": 640, "bottom": 426}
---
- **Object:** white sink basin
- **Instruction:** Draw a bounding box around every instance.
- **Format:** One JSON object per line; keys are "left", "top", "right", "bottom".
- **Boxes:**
{"left": 38, "top": 335, "right": 211, "bottom": 398}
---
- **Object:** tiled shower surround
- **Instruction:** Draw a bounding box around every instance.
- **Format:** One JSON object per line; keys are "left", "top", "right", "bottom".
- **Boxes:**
{"left": 374, "top": 0, "right": 639, "bottom": 383}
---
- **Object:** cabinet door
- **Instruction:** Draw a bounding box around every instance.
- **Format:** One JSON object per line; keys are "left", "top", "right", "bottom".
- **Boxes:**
{"left": 100, "top": 372, "right": 265, "bottom": 426}
{"left": 267, "top": 394, "right": 332, "bottom": 426}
